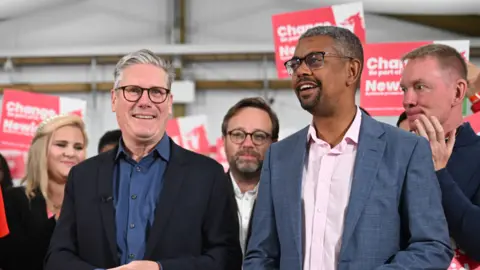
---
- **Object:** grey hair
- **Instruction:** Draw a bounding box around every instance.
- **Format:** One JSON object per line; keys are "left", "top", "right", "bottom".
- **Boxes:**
{"left": 300, "top": 26, "right": 364, "bottom": 65}
{"left": 113, "top": 49, "right": 176, "bottom": 89}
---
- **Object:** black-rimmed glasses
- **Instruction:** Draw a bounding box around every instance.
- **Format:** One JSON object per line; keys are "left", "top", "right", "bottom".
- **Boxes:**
{"left": 227, "top": 129, "right": 271, "bottom": 146}
{"left": 116, "top": 85, "right": 171, "bottom": 104}
{"left": 284, "top": 51, "right": 353, "bottom": 75}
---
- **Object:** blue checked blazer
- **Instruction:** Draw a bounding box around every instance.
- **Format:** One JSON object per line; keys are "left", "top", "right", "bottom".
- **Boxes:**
{"left": 243, "top": 111, "right": 453, "bottom": 270}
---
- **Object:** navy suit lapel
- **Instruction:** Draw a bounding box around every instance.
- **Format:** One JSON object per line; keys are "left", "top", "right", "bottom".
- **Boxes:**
{"left": 97, "top": 149, "right": 119, "bottom": 265}
{"left": 339, "top": 115, "right": 386, "bottom": 257}
{"left": 144, "top": 141, "right": 187, "bottom": 259}
{"left": 280, "top": 127, "right": 308, "bottom": 263}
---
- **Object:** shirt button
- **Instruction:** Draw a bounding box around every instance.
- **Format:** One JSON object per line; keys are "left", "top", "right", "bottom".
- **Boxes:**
{"left": 135, "top": 166, "right": 141, "bottom": 172}
{"left": 129, "top": 223, "right": 135, "bottom": 229}
{"left": 128, "top": 253, "right": 135, "bottom": 259}
{"left": 131, "top": 194, "right": 137, "bottom": 200}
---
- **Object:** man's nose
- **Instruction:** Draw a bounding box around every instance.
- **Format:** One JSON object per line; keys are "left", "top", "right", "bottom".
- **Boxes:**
{"left": 295, "top": 61, "right": 312, "bottom": 77}
{"left": 402, "top": 89, "right": 417, "bottom": 108}
{"left": 137, "top": 90, "right": 152, "bottom": 106}
{"left": 241, "top": 135, "right": 255, "bottom": 147}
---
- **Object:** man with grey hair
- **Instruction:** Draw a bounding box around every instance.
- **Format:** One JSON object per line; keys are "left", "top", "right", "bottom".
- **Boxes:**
{"left": 244, "top": 26, "right": 452, "bottom": 270}
{"left": 45, "top": 49, "right": 242, "bottom": 270}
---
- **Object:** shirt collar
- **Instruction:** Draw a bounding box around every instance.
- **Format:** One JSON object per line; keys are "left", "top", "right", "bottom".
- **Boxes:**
{"left": 115, "top": 134, "right": 170, "bottom": 161}
{"left": 307, "top": 106, "right": 362, "bottom": 146}
{"left": 229, "top": 172, "right": 259, "bottom": 197}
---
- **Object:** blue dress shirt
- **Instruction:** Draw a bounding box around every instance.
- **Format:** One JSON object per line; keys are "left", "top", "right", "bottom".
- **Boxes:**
{"left": 110, "top": 135, "right": 169, "bottom": 268}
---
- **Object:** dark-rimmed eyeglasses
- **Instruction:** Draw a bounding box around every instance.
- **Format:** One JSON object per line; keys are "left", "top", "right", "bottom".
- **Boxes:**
{"left": 116, "top": 85, "right": 171, "bottom": 104}
{"left": 284, "top": 51, "right": 353, "bottom": 76}
{"left": 227, "top": 129, "right": 271, "bottom": 146}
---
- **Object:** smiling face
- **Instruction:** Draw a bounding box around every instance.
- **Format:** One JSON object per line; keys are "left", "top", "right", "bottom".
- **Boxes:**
{"left": 47, "top": 125, "right": 86, "bottom": 182}
{"left": 111, "top": 64, "right": 173, "bottom": 146}
{"left": 290, "top": 35, "right": 361, "bottom": 116}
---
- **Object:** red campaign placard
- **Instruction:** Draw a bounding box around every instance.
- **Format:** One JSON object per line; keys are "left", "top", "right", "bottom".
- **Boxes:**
{"left": 360, "top": 40, "right": 470, "bottom": 116}
{"left": 272, "top": 2, "right": 365, "bottom": 79}
{"left": 0, "top": 89, "right": 87, "bottom": 180}
{"left": 166, "top": 115, "right": 210, "bottom": 155}
{"left": 0, "top": 89, "right": 59, "bottom": 148}
{"left": 448, "top": 240, "right": 480, "bottom": 270}
{"left": 464, "top": 113, "right": 480, "bottom": 135}
{"left": 215, "top": 138, "right": 229, "bottom": 172}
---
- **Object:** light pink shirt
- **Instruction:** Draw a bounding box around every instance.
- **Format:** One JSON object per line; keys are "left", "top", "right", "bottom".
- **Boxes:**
{"left": 302, "top": 108, "right": 362, "bottom": 270}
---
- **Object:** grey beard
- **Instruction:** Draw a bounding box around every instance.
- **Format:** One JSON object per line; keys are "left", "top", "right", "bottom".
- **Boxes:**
{"left": 232, "top": 160, "right": 263, "bottom": 179}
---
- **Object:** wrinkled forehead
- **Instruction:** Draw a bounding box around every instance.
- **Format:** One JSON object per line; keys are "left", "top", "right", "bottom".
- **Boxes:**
{"left": 294, "top": 35, "right": 337, "bottom": 57}
{"left": 401, "top": 57, "right": 444, "bottom": 83}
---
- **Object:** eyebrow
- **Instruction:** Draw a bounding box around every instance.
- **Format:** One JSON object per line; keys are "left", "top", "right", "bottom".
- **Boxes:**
{"left": 53, "top": 139, "right": 84, "bottom": 145}
{"left": 400, "top": 78, "right": 426, "bottom": 86}
{"left": 230, "top": 128, "right": 269, "bottom": 133}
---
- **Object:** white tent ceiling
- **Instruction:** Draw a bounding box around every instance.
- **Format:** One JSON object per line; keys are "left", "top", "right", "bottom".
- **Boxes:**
{"left": 0, "top": 0, "right": 80, "bottom": 20}
{"left": 295, "top": 0, "right": 480, "bottom": 15}
{"left": 1, "top": 0, "right": 479, "bottom": 20}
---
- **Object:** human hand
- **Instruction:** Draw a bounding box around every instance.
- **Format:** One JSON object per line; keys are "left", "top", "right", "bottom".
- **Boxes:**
{"left": 107, "top": 260, "right": 160, "bottom": 270}
{"left": 413, "top": 115, "right": 455, "bottom": 171}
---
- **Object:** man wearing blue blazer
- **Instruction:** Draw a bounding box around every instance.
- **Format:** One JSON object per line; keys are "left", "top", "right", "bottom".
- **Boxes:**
{"left": 243, "top": 26, "right": 453, "bottom": 270}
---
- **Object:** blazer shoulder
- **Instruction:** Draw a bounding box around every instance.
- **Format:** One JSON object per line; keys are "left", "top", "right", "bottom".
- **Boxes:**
{"left": 3, "top": 186, "right": 28, "bottom": 205}
{"left": 271, "top": 126, "right": 308, "bottom": 150}
{"left": 177, "top": 146, "right": 225, "bottom": 172}
{"left": 73, "top": 151, "right": 111, "bottom": 171}
{"left": 379, "top": 121, "right": 422, "bottom": 144}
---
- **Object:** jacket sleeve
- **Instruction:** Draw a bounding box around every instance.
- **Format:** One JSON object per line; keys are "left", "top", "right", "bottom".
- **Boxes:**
{"left": 375, "top": 137, "right": 453, "bottom": 269}
{"left": 436, "top": 166, "right": 480, "bottom": 261}
{"left": 44, "top": 166, "right": 101, "bottom": 270}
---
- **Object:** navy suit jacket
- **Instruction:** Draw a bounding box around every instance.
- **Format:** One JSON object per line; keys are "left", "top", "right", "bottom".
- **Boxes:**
{"left": 44, "top": 140, "right": 242, "bottom": 270}
{"left": 436, "top": 122, "right": 480, "bottom": 261}
{"left": 244, "top": 112, "right": 453, "bottom": 270}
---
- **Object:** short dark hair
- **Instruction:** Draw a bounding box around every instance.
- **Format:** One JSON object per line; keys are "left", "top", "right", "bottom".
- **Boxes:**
{"left": 98, "top": 129, "right": 122, "bottom": 153}
{"left": 300, "top": 26, "right": 364, "bottom": 71}
{"left": 222, "top": 97, "right": 280, "bottom": 140}
{"left": 396, "top": 111, "right": 407, "bottom": 127}
{"left": 359, "top": 107, "right": 370, "bottom": 116}
{"left": 402, "top": 44, "right": 467, "bottom": 81}
{"left": 0, "top": 153, "right": 12, "bottom": 190}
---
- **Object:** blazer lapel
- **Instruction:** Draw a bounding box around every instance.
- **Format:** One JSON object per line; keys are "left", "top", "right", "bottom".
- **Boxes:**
{"left": 340, "top": 116, "right": 386, "bottom": 256}
{"left": 144, "top": 142, "right": 187, "bottom": 258}
{"left": 280, "top": 127, "right": 308, "bottom": 263}
{"left": 96, "top": 150, "right": 119, "bottom": 265}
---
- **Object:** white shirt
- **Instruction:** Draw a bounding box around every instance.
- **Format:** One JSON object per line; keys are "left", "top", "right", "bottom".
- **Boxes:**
{"left": 230, "top": 173, "right": 258, "bottom": 255}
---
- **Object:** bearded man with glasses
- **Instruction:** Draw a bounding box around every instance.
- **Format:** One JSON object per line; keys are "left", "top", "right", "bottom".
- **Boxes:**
{"left": 45, "top": 49, "right": 242, "bottom": 270}
{"left": 243, "top": 26, "right": 453, "bottom": 270}
{"left": 221, "top": 97, "right": 279, "bottom": 258}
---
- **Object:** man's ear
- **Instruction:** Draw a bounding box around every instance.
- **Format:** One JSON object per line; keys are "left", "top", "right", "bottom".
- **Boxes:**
{"left": 346, "top": 59, "right": 362, "bottom": 88}
{"left": 453, "top": 78, "right": 468, "bottom": 107}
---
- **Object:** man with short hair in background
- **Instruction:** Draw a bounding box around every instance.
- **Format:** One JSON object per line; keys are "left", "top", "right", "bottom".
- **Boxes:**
{"left": 221, "top": 97, "right": 279, "bottom": 255}
{"left": 401, "top": 43, "right": 480, "bottom": 262}
{"left": 396, "top": 111, "right": 409, "bottom": 131}
{"left": 98, "top": 129, "right": 122, "bottom": 153}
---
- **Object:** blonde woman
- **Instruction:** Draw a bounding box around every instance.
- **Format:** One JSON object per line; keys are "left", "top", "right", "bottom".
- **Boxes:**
{"left": 0, "top": 114, "right": 87, "bottom": 270}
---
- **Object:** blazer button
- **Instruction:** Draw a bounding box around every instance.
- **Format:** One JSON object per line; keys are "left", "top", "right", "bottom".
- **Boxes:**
{"left": 128, "top": 254, "right": 135, "bottom": 259}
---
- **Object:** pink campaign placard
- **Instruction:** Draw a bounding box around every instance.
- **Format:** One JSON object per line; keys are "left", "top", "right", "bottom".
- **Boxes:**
{"left": 272, "top": 2, "right": 366, "bottom": 78}
{"left": 0, "top": 89, "right": 86, "bottom": 179}
{"left": 360, "top": 40, "right": 470, "bottom": 117}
